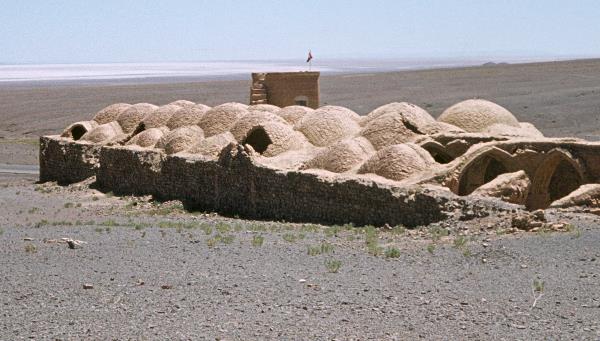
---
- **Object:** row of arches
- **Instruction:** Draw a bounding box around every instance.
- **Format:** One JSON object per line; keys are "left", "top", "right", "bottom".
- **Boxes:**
{"left": 455, "top": 147, "right": 586, "bottom": 209}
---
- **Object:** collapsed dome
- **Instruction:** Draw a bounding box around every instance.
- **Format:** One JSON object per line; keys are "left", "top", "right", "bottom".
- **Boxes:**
{"left": 61, "top": 120, "right": 98, "bottom": 141}
{"left": 295, "top": 106, "right": 361, "bottom": 147}
{"left": 166, "top": 105, "right": 210, "bottom": 130}
{"left": 242, "top": 121, "right": 307, "bottom": 157}
{"left": 248, "top": 104, "right": 280, "bottom": 113}
{"left": 141, "top": 104, "right": 180, "bottom": 130}
{"left": 277, "top": 105, "right": 314, "bottom": 125}
{"left": 361, "top": 111, "right": 426, "bottom": 150}
{"left": 169, "top": 100, "right": 196, "bottom": 108}
{"left": 364, "top": 102, "right": 435, "bottom": 128}
{"left": 358, "top": 143, "right": 437, "bottom": 181}
{"left": 230, "top": 111, "right": 287, "bottom": 142}
{"left": 187, "top": 131, "right": 235, "bottom": 158}
{"left": 126, "top": 127, "right": 169, "bottom": 148}
{"left": 157, "top": 126, "right": 204, "bottom": 155}
{"left": 93, "top": 103, "right": 131, "bottom": 125}
{"left": 438, "top": 99, "right": 520, "bottom": 133}
{"left": 117, "top": 103, "right": 158, "bottom": 134}
{"left": 198, "top": 102, "right": 249, "bottom": 137}
{"left": 302, "top": 137, "right": 375, "bottom": 173}
{"left": 80, "top": 121, "right": 124, "bottom": 145}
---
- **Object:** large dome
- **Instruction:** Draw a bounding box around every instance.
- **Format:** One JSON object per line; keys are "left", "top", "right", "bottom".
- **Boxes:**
{"left": 302, "top": 137, "right": 374, "bottom": 173}
{"left": 295, "top": 106, "right": 361, "bottom": 147}
{"left": 116, "top": 103, "right": 158, "bottom": 134}
{"left": 230, "top": 111, "right": 287, "bottom": 142}
{"left": 277, "top": 105, "right": 314, "bottom": 125}
{"left": 93, "top": 103, "right": 131, "bottom": 125}
{"left": 141, "top": 104, "right": 180, "bottom": 130}
{"left": 363, "top": 102, "right": 435, "bottom": 128}
{"left": 198, "top": 102, "right": 249, "bottom": 137}
{"left": 358, "top": 143, "right": 436, "bottom": 181}
{"left": 438, "top": 99, "right": 520, "bottom": 133}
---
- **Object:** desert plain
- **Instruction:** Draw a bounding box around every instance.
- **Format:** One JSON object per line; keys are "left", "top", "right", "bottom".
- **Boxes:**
{"left": 1, "top": 59, "right": 600, "bottom": 339}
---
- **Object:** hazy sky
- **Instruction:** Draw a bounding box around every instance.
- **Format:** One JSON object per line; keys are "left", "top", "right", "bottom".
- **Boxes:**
{"left": 2, "top": 0, "right": 599, "bottom": 64}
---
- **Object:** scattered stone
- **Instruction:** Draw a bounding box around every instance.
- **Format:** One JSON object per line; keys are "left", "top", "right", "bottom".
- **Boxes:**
{"left": 83, "top": 284, "right": 94, "bottom": 289}
{"left": 23, "top": 237, "right": 33, "bottom": 241}
{"left": 161, "top": 285, "right": 173, "bottom": 289}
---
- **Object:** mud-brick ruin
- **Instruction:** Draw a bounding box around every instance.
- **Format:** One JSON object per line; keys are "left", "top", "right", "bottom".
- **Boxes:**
{"left": 40, "top": 80, "right": 600, "bottom": 227}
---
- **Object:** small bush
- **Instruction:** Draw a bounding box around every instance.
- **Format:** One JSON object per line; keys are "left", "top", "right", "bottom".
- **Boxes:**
{"left": 325, "top": 259, "right": 342, "bottom": 273}
{"left": 453, "top": 236, "right": 468, "bottom": 249}
{"left": 384, "top": 247, "right": 401, "bottom": 258}
{"left": 24, "top": 244, "right": 37, "bottom": 253}
{"left": 427, "top": 243, "right": 436, "bottom": 254}
{"left": 64, "top": 202, "right": 74, "bottom": 208}
{"left": 252, "top": 235, "right": 264, "bottom": 247}
{"left": 282, "top": 233, "right": 297, "bottom": 243}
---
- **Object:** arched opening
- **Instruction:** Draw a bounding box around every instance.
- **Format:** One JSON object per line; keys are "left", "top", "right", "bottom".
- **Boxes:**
{"left": 456, "top": 148, "right": 514, "bottom": 196}
{"left": 421, "top": 143, "right": 454, "bottom": 164}
{"left": 242, "top": 127, "right": 272, "bottom": 154}
{"left": 548, "top": 160, "right": 582, "bottom": 202}
{"left": 526, "top": 149, "right": 586, "bottom": 210}
{"left": 70, "top": 125, "right": 87, "bottom": 141}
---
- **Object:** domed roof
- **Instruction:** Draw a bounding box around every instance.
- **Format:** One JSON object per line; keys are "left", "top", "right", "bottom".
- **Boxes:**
{"left": 61, "top": 120, "right": 98, "bottom": 141}
{"left": 361, "top": 112, "right": 423, "bottom": 150}
{"left": 141, "top": 104, "right": 180, "bottom": 130}
{"left": 80, "top": 121, "right": 124, "bottom": 144}
{"left": 363, "top": 102, "right": 435, "bottom": 127}
{"left": 198, "top": 102, "right": 249, "bottom": 137}
{"left": 93, "top": 103, "right": 131, "bottom": 125}
{"left": 187, "top": 131, "right": 235, "bottom": 158}
{"left": 358, "top": 143, "right": 437, "bottom": 181}
{"left": 157, "top": 126, "right": 204, "bottom": 155}
{"left": 277, "top": 105, "right": 314, "bottom": 125}
{"left": 248, "top": 104, "right": 280, "bottom": 113}
{"left": 243, "top": 121, "right": 307, "bottom": 157}
{"left": 117, "top": 103, "right": 158, "bottom": 133}
{"left": 168, "top": 100, "right": 196, "bottom": 108}
{"left": 126, "top": 127, "right": 169, "bottom": 148}
{"left": 230, "top": 111, "right": 287, "bottom": 142}
{"left": 302, "top": 137, "right": 374, "bottom": 173}
{"left": 166, "top": 105, "right": 210, "bottom": 130}
{"left": 438, "top": 99, "right": 520, "bottom": 133}
{"left": 295, "top": 106, "right": 361, "bottom": 147}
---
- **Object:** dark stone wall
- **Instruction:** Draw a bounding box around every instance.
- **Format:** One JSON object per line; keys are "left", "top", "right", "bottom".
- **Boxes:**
{"left": 39, "top": 136, "right": 100, "bottom": 185}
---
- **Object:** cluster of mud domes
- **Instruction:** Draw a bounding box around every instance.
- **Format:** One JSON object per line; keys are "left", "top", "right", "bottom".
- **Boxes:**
{"left": 61, "top": 98, "right": 543, "bottom": 183}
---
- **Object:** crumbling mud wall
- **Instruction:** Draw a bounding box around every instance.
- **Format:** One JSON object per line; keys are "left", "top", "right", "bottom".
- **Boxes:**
{"left": 94, "top": 143, "right": 450, "bottom": 227}
{"left": 39, "top": 136, "right": 101, "bottom": 184}
{"left": 40, "top": 98, "right": 600, "bottom": 224}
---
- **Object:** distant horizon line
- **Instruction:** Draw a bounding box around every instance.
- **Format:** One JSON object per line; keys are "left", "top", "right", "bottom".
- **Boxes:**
{"left": 2, "top": 54, "right": 598, "bottom": 66}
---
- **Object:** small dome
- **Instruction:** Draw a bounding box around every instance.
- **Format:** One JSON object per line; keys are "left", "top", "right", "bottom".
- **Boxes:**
{"left": 117, "top": 103, "right": 158, "bottom": 134}
{"left": 484, "top": 122, "right": 544, "bottom": 138}
{"left": 358, "top": 143, "right": 436, "bottom": 181}
{"left": 295, "top": 106, "right": 361, "bottom": 147}
{"left": 141, "top": 104, "right": 180, "bottom": 130}
{"left": 248, "top": 104, "right": 280, "bottom": 113}
{"left": 198, "top": 102, "right": 249, "bottom": 137}
{"left": 166, "top": 105, "right": 210, "bottom": 130}
{"left": 93, "top": 103, "right": 131, "bottom": 124}
{"left": 363, "top": 102, "right": 435, "bottom": 127}
{"left": 168, "top": 100, "right": 196, "bottom": 108}
{"left": 230, "top": 111, "right": 287, "bottom": 142}
{"left": 438, "top": 99, "right": 520, "bottom": 132}
{"left": 242, "top": 121, "right": 307, "bottom": 157}
{"left": 157, "top": 126, "right": 204, "bottom": 155}
{"left": 187, "top": 131, "right": 236, "bottom": 158}
{"left": 361, "top": 112, "right": 423, "bottom": 150}
{"left": 126, "top": 127, "right": 169, "bottom": 148}
{"left": 277, "top": 105, "right": 314, "bottom": 125}
{"left": 302, "top": 137, "right": 375, "bottom": 173}
{"left": 61, "top": 120, "right": 98, "bottom": 141}
{"left": 80, "top": 121, "right": 124, "bottom": 144}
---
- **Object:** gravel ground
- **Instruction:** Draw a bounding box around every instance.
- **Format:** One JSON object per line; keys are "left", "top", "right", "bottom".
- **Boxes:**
{"left": 1, "top": 174, "right": 600, "bottom": 340}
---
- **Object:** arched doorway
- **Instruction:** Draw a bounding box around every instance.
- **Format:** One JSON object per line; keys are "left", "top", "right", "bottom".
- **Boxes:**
{"left": 527, "top": 149, "right": 585, "bottom": 209}
{"left": 457, "top": 148, "right": 514, "bottom": 195}
{"left": 420, "top": 141, "right": 454, "bottom": 164}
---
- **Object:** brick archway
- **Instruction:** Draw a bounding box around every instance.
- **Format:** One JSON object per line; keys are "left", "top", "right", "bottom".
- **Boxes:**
{"left": 456, "top": 147, "right": 515, "bottom": 195}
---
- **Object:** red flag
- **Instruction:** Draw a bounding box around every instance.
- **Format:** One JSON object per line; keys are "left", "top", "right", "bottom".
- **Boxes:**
{"left": 306, "top": 50, "right": 313, "bottom": 63}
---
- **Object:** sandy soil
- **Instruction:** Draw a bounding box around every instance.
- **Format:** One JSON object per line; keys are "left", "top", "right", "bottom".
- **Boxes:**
{"left": 1, "top": 174, "right": 599, "bottom": 340}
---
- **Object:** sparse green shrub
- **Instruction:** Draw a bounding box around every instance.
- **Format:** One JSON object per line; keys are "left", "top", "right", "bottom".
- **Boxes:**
{"left": 282, "top": 233, "right": 297, "bottom": 243}
{"left": 64, "top": 202, "right": 74, "bottom": 208}
{"left": 252, "top": 235, "right": 264, "bottom": 247}
{"left": 384, "top": 247, "right": 401, "bottom": 258}
{"left": 430, "top": 226, "right": 449, "bottom": 241}
{"left": 427, "top": 243, "right": 436, "bottom": 254}
{"left": 325, "top": 259, "right": 342, "bottom": 273}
